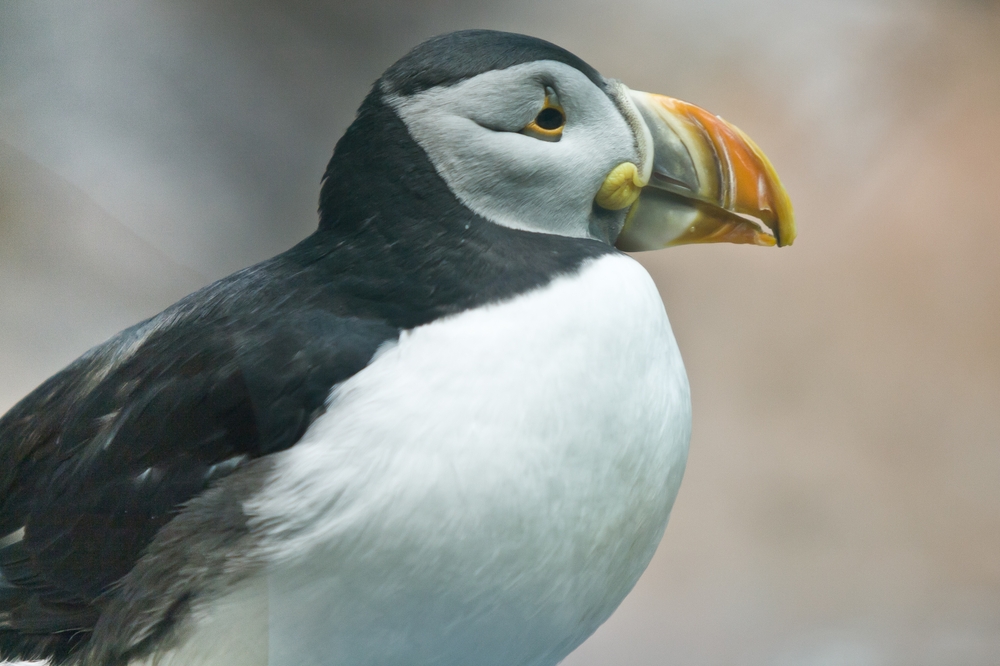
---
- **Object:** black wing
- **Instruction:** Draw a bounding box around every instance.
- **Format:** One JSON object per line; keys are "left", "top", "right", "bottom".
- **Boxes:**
{"left": 0, "top": 284, "right": 396, "bottom": 663}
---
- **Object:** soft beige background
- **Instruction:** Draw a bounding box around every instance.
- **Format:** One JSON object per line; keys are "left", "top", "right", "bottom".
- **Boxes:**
{"left": 2, "top": 1, "right": 998, "bottom": 664}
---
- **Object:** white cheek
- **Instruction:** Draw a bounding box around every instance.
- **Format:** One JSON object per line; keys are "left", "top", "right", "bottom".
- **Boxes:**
{"left": 446, "top": 118, "right": 552, "bottom": 176}
{"left": 389, "top": 61, "right": 639, "bottom": 239}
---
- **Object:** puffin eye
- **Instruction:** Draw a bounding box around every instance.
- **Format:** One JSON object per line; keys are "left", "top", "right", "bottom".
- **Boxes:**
{"left": 534, "top": 107, "right": 564, "bottom": 130}
{"left": 521, "top": 88, "right": 565, "bottom": 142}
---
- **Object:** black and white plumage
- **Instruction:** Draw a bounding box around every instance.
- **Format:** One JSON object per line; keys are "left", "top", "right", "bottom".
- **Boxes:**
{"left": 0, "top": 30, "right": 793, "bottom": 666}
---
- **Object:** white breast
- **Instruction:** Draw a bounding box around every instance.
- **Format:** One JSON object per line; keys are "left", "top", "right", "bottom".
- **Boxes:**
{"left": 197, "top": 253, "right": 690, "bottom": 666}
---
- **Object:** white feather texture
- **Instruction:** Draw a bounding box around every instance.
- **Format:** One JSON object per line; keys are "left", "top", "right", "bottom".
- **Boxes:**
{"left": 228, "top": 253, "right": 692, "bottom": 666}
{"left": 132, "top": 578, "right": 270, "bottom": 666}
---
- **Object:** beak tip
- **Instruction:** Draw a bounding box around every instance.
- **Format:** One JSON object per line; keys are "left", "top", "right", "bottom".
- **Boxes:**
{"left": 775, "top": 203, "right": 796, "bottom": 247}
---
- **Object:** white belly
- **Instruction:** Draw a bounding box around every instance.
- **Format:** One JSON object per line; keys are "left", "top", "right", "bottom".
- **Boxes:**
{"left": 189, "top": 253, "right": 689, "bottom": 666}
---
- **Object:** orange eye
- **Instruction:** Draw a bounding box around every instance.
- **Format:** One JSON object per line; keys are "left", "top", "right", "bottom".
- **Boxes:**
{"left": 521, "top": 89, "right": 565, "bottom": 142}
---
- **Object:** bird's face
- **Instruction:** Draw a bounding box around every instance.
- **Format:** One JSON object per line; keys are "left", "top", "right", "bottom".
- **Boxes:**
{"left": 386, "top": 58, "right": 795, "bottom": 250}
{"left": 387, "top": 61, "right": 643, "bottom": 244}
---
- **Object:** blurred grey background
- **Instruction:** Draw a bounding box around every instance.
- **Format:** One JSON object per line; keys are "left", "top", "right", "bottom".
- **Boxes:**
{"left": 1, "top": 1, "right": 999, "bottom": 664}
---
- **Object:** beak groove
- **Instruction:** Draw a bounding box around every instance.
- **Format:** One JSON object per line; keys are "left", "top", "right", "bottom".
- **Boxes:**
{"left": 612, "top": 90, "right": 796, "bottom": 252}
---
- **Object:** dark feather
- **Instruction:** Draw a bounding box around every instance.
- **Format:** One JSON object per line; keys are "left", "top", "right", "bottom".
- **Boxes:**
{"left": 0, "top": 29, "right": 613, "bottom": 665}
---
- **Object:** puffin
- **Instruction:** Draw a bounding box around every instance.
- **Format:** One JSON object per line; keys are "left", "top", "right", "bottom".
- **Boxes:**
{"left": 0, "top": 30, "right": 794, "bottom": 666}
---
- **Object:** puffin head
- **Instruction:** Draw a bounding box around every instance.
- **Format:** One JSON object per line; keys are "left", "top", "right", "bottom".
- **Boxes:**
{"left": 319, "top": 30, "right": 795, "bottom": 250}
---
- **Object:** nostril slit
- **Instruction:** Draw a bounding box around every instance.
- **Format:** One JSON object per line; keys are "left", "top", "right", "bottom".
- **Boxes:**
{"left": 651, "top": 172, "right": 695, "bottom": 192}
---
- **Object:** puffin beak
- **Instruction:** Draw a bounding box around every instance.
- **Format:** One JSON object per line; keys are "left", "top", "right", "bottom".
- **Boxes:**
{"left": 603, "top": 90, "right": 795, "bottom": 251}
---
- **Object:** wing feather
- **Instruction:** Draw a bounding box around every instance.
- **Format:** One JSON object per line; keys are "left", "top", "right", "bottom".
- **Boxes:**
{"left": 0, "top": 281, "right": 396, "bottom": 663}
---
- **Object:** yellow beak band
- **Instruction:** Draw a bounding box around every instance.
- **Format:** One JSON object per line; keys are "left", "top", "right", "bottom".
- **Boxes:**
{"left": 594, "top": 162, "right": 646, "bottom": 210}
